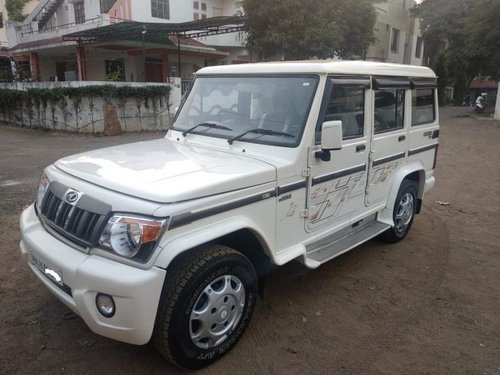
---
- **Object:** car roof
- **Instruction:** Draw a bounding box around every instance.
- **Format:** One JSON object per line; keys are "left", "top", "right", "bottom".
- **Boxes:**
{"left": 197, "top": 60, "right": 436, "bottom": 78}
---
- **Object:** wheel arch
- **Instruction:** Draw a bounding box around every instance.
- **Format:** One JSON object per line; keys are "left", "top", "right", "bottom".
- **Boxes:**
{"left": 403, "top": 169, "right": 425, "bottom": 214}
{"left": 154, "top": 217, "right": 274, "bottom": 276}
{"left": 377, "top": 161, "right": 425, "bottom": 226}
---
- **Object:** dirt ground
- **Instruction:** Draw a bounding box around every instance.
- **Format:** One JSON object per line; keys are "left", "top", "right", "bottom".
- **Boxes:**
{"left": 1, "top": 107, "right": 499, "bottom": 374}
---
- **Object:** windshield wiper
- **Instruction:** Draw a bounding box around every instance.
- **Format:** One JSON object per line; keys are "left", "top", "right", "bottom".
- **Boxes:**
{"left": 182, "top": 122, "right": 232, "bottom": 137}
{"left": 227, "top": 128, "right": 294, "bottom": 145}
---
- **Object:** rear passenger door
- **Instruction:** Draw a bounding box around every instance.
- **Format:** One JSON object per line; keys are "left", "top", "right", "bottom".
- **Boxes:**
{"left": 306, "top": 77, "right": 370, "bottom": 233}
{"left": 366, "top": 77, "right": 410, "bottom": 205}
{"left": 408, "top": 80, "right": 439, "bottom": 173}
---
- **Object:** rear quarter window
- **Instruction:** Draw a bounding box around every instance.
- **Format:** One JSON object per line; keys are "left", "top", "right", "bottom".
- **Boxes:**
{"left": 412, "top": 89, "right": 435, "bottom": 126}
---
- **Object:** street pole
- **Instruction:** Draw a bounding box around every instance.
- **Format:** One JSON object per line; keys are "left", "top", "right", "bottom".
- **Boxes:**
{"left": 177, "top": 34, "right": 182, "bottom": 79}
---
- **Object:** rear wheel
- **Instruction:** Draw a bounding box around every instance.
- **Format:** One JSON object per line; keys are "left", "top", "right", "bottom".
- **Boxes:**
{"left": 381, "top": 179, "right": 418, "bottom": 243}
{"left": 153, "top": 245, "right": 257, "bottom": 369}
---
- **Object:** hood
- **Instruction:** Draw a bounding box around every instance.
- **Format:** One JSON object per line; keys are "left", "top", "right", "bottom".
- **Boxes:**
{"left": 54, "top": 138, "right": 276, "bottom": 203}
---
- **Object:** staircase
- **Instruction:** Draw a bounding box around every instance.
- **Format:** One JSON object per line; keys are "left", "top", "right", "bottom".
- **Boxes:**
{"left": 23, "top": 0, "right": 65, "bottom": 30}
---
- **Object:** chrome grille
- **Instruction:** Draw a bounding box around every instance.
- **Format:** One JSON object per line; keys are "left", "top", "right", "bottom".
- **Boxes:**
{"left": 40, "top": 190, "right": 106, "bottom": 247}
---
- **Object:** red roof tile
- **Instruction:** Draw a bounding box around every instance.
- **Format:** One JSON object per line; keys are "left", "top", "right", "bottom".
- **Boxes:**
{"left": 469, "top": 80, "right": 499, "bottom": 89}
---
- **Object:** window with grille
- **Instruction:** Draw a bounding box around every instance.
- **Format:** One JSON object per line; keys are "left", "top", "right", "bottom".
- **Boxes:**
{"left": 74, "top": 2, "right": 86, "bottom": 24}
{"left": 0, "top": 12, "right": 3, "bottom": 29}
{"left": 415, "top": 37, "right": 423, "bottom": 59}
{"left": 105, "top": 59, "right": 125, "bottom": 81}
{"left": 390, "top": 28, "right": 400, "bottom": 53}
{"left": 151, "top": 0, "right": 170, "bottom": 19}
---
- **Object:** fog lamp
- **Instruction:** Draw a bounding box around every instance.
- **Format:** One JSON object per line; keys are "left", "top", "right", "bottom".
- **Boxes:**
{"left": 96, "top": 293, "right": 115, "bottom": 318}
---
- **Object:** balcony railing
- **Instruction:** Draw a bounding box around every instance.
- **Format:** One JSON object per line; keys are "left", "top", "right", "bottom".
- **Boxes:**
{"left": 10, "top": 16, "right": 115, "bottom": 48}
{"left": 17, "top": 17, "right": 108, "bottom": 37}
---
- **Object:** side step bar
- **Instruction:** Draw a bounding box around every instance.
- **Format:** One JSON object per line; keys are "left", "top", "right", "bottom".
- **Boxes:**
{"left": 304, "top": 218, "right": 390, "bottom": 268}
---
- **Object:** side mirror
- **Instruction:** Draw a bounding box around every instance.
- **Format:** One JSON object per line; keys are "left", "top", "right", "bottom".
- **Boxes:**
{"left": 316, "top": 120, "right": 343, "bottom": 161}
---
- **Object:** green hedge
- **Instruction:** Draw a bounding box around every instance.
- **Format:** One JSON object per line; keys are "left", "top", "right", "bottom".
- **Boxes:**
{"left": 0, "top": 85, "right": 171, "bottom": 113}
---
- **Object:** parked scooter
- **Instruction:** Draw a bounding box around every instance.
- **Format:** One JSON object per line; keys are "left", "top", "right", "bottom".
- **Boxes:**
{"left": 474, "top": 93, "right": 488, "bottom": 113}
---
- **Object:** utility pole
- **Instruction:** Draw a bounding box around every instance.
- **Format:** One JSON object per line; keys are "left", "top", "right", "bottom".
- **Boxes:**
{"left": 177, "top": 34, "right": 182, "bottom": 79}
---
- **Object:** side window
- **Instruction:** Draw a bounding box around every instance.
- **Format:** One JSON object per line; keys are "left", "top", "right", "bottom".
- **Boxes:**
{"left": 374, "top": 89, "right": 405, "bottom": 134}
{"left": 411, "top": 89, "right": 435, "bottom": 126}
{"left": 321, "top": 86, "right": 365, "bottom": 140}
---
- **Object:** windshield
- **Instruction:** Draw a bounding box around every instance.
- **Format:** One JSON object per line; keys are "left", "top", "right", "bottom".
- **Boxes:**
{"left": 173, "top": 75, "right": 318, "bottom": 147}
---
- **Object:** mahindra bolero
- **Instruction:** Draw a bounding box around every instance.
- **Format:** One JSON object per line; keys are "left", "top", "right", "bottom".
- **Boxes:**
{"left": 20, "top": 61, "right": 439, "bottom": 369}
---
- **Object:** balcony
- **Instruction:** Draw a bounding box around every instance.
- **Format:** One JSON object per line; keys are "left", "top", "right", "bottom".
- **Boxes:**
{"left": 9, "top": 16, "right": 112, "bottom": 51}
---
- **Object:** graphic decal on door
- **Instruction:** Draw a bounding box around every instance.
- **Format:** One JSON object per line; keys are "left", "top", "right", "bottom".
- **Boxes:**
{"left": 309, "top": 171, "right": 365, "bottom": 224}
{"left": 368, "top": 161, "right": 400, "bottom": 186}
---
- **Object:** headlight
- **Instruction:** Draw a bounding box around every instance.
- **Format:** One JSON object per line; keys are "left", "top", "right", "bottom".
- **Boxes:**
{"left": 36, "top": 172, "right": 50, "bottom": 211}
{"left": 98, "top": 215, "right": 166, "bottom": 259}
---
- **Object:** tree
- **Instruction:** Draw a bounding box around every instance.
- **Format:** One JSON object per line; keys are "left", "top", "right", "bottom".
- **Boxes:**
{"left": 465, "top": 0, "right": 500, "bottom": 79}
{"left": 415, "top": 0, "right": 500, "bottom": 103}
{"left": 6, "top": 0, "right": 29, "bottom": 22}
{"left": 435, "top": 52, "right": 449, "bottom": 105}
{"left": 240, "top": 0, "right": 377, "bottom": 61}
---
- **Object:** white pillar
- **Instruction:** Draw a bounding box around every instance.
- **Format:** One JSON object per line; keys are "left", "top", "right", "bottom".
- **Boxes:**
{"left": 495, "top": 82, "right": 500, "bottom": 120}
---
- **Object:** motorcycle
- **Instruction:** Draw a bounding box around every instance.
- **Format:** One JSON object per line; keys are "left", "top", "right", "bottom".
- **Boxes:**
{"left": 474, "top": 95, "right": 487, "bottom": 114}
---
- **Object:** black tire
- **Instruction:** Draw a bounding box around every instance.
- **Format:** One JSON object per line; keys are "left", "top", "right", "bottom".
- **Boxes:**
{"left": 153, "top": 245, "right": 257, "bottom": 370}
{"left": 380, "top": 179, "right": 418, "bottom": 243}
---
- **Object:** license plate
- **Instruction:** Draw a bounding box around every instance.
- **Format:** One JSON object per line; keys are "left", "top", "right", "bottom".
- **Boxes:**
{"left": 31, "top": 252, "right": 63, "bottom": 286}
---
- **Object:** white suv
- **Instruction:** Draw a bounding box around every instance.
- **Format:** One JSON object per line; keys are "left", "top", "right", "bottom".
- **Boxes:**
{"left": 20, "top": 61, "right": 439, "bottom": 369}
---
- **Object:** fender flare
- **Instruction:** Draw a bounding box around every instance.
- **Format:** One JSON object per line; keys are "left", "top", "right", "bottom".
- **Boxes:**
{"left": 377, "top": 161, "right": 426, "bottom": 226}
{"left": 153, "top": 215, "right": 273, "bottom": 269}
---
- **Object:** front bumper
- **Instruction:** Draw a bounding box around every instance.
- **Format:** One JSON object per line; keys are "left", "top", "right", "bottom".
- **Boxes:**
{"left": 19, "top": 204, "right": 166, "bottom": 345}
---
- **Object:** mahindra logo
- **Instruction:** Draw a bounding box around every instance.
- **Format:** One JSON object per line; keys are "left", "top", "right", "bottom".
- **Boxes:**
{"left": 65, "top": 189, "right": 82, "bottom": 205}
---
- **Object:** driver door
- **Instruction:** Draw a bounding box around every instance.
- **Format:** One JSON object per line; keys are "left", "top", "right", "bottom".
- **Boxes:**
{"left": 306, "top": 77, "right": 370, "bottom": 233}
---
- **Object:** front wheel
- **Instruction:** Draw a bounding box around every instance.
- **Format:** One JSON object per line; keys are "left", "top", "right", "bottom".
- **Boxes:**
{"left": 381, "top": 179, "right": 418, "bottom": 243}
{"left": 153, "top": 245, "right": 257, "bottom": 369}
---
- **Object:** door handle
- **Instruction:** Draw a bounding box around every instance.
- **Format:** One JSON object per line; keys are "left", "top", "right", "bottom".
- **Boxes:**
{"left": 356, "top": 144, "right": 366, "bottom": 152}
{"left": 398, "top": 135, "right": 406, "bottom": 142}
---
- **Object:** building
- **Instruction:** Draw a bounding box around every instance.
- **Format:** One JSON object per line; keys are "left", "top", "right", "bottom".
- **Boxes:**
{"left": 6, "top": 0, "right": 248, "bottom": 82}
{"left": 366, "top": 0, "right": 424, "bottom": 66}
{"left": 0, "top": 0, "right": 39, "bottom": 80}
{"left": 469, "top": 78, "right": 500, "bottom": 99}
{"left": 6, "top": 0, "right": 426, "bottom": 83}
